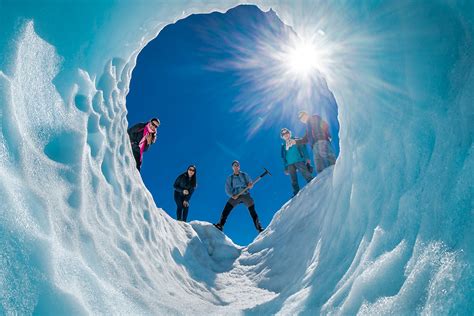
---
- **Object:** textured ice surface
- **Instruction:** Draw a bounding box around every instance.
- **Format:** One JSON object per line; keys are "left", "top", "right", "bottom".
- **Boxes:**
{"left": 0, "top": 1, "right": 472, "bottom": 314}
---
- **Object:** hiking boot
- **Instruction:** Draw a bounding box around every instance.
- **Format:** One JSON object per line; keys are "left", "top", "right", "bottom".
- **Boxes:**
{"left": 253, "top": 219, "right": 264, "bottom": 233}
{"left": 214, "top": 223, "right": 223, "bottom": 231}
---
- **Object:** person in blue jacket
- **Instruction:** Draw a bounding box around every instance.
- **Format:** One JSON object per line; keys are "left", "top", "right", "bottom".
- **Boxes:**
{"left": 280, "top": 128, "right": 314, "bottom": 196}
{"left": 173, "top": 165, "right": 197, "bottom": 222}
{"left": 214, "top": 161, "right": 264, "bottom": 233}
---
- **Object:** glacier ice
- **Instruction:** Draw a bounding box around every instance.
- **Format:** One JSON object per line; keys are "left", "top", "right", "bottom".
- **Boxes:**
{"left": 0, "top": 0, "right": 473, "bottom": 314}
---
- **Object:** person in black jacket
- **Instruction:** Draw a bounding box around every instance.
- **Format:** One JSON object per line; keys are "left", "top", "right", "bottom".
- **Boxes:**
{"left": 173, "top": 165, "right": 197, "bottom": 222}
{"left": 127, "top": 118, "right": 160, "bottom": 171}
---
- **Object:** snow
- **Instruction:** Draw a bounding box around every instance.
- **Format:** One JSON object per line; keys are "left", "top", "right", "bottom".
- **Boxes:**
{"left": 1, "top": 0, "right": 473, "bottom": 315}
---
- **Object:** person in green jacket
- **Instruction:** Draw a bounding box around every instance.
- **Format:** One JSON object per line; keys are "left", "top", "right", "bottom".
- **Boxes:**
{"left": 280, "top": 128, "right": 314, "bottom": 196}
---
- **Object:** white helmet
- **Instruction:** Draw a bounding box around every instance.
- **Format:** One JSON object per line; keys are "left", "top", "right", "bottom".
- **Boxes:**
{"left": 280, "top": 128, "right": 292, "bottom": 139}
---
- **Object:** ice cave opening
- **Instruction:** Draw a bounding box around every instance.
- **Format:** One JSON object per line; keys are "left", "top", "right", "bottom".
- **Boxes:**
{"left": 0, "top": 1, "right": 472, "bottom": 314}
{"left": 125, "top": 4, "right": 341, "bottom": 246}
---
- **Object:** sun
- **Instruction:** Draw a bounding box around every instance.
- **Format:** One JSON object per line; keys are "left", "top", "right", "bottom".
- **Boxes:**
{"left": 285, "top": 39, "right": 319, "bottom": 77}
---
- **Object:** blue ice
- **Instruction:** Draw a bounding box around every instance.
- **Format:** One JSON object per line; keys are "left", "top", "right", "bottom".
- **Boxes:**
{"left": 0, "top": 1, "right": 472, "bottom": 314}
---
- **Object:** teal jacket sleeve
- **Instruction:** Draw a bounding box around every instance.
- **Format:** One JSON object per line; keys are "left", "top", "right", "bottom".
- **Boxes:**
{"left": 281, "top": 144, "right": 288, "bottom": 169}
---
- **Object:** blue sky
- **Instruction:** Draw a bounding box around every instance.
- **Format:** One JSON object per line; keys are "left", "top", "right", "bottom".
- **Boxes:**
{"left": 126, "top": 5, "right": 339, "bottom": 245}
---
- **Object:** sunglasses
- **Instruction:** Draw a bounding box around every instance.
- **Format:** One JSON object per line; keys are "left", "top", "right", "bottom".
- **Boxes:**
{"left": 188, "top": 168, "right": 196, "bottom": 172}
{"left": 151, "top": 122, "right": 159, "bottom": 128}
{"left": 281, "top": 131, "right": 289, "bottom": 136}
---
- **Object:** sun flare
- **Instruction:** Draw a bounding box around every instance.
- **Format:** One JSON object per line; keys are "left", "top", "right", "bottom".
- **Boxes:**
{"left": 285, "top": 40, "right": 319, "bottom": 77}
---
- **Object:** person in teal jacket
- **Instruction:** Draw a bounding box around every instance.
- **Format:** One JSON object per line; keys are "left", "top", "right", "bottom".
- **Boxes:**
{"left": 280, "top": 128, "right": 314, "bottom": 196}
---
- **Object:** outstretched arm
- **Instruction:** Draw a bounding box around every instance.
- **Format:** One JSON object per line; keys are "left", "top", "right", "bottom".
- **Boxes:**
{"left": 295, "top": 131, "right": 309, "bottom": 145}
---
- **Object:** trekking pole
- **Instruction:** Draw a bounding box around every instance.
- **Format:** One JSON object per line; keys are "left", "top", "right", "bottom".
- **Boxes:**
{"left": 235, "top": 168, "right": 272, "bottom": 198}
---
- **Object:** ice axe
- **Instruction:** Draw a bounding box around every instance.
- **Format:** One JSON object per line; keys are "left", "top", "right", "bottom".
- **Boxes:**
{"left": 234, "top": 168, "right": 272, "bottom": 198}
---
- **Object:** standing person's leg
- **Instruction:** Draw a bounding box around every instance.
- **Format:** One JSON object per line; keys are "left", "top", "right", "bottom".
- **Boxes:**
{"left": 295, "top": 161, "right": 313, "bottom": 183}
{"left": 325, "top": 140, "right": 337, "bottom": 166}
{"left": 242, "top": 195, "right": 263, "bottom": 232}
{"left": 318, "top": 140, "right": 336, "bottom": 170}
{"left": 313, "top": 142, "right": 324, "bottom": 173}
{"left": 248, "top": 205, "right": 263, "bottom": 232}
{"left": 216, "top": 199, "right": 236, "bottom": 229}
{"left": 132, "top": 147, "right": 142, "bottom": 171}
{"left": 182, "top": 205, "right": 189, "bottom": 222}
{"left": 287, "top": 164, "right": 300, "bottom": 196}
{"left": 174, "top": 191, "right": 183, "bottom": 221}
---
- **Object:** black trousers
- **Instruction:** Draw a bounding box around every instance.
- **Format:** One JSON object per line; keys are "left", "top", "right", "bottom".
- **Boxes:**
{"left": 132, "top": 146, "right": 141, "bottom": 171}
{"left": 288, "top": 161, "right": 313, "bottom": 195}
{"left": 217, "top": 200, "right": 261, "bottom": 230}
{"left": 174, "top": 191, "right": 189, "bottom": 222}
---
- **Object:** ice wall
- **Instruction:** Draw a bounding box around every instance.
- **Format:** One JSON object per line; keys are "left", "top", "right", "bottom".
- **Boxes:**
{"left": 1, "top": 0, "right": 473, "bottom": 314}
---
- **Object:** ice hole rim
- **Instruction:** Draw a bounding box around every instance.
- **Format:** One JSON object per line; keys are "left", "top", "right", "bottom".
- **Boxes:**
{"left": 123, "top": 4, "right": 342, "bottom": 239}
